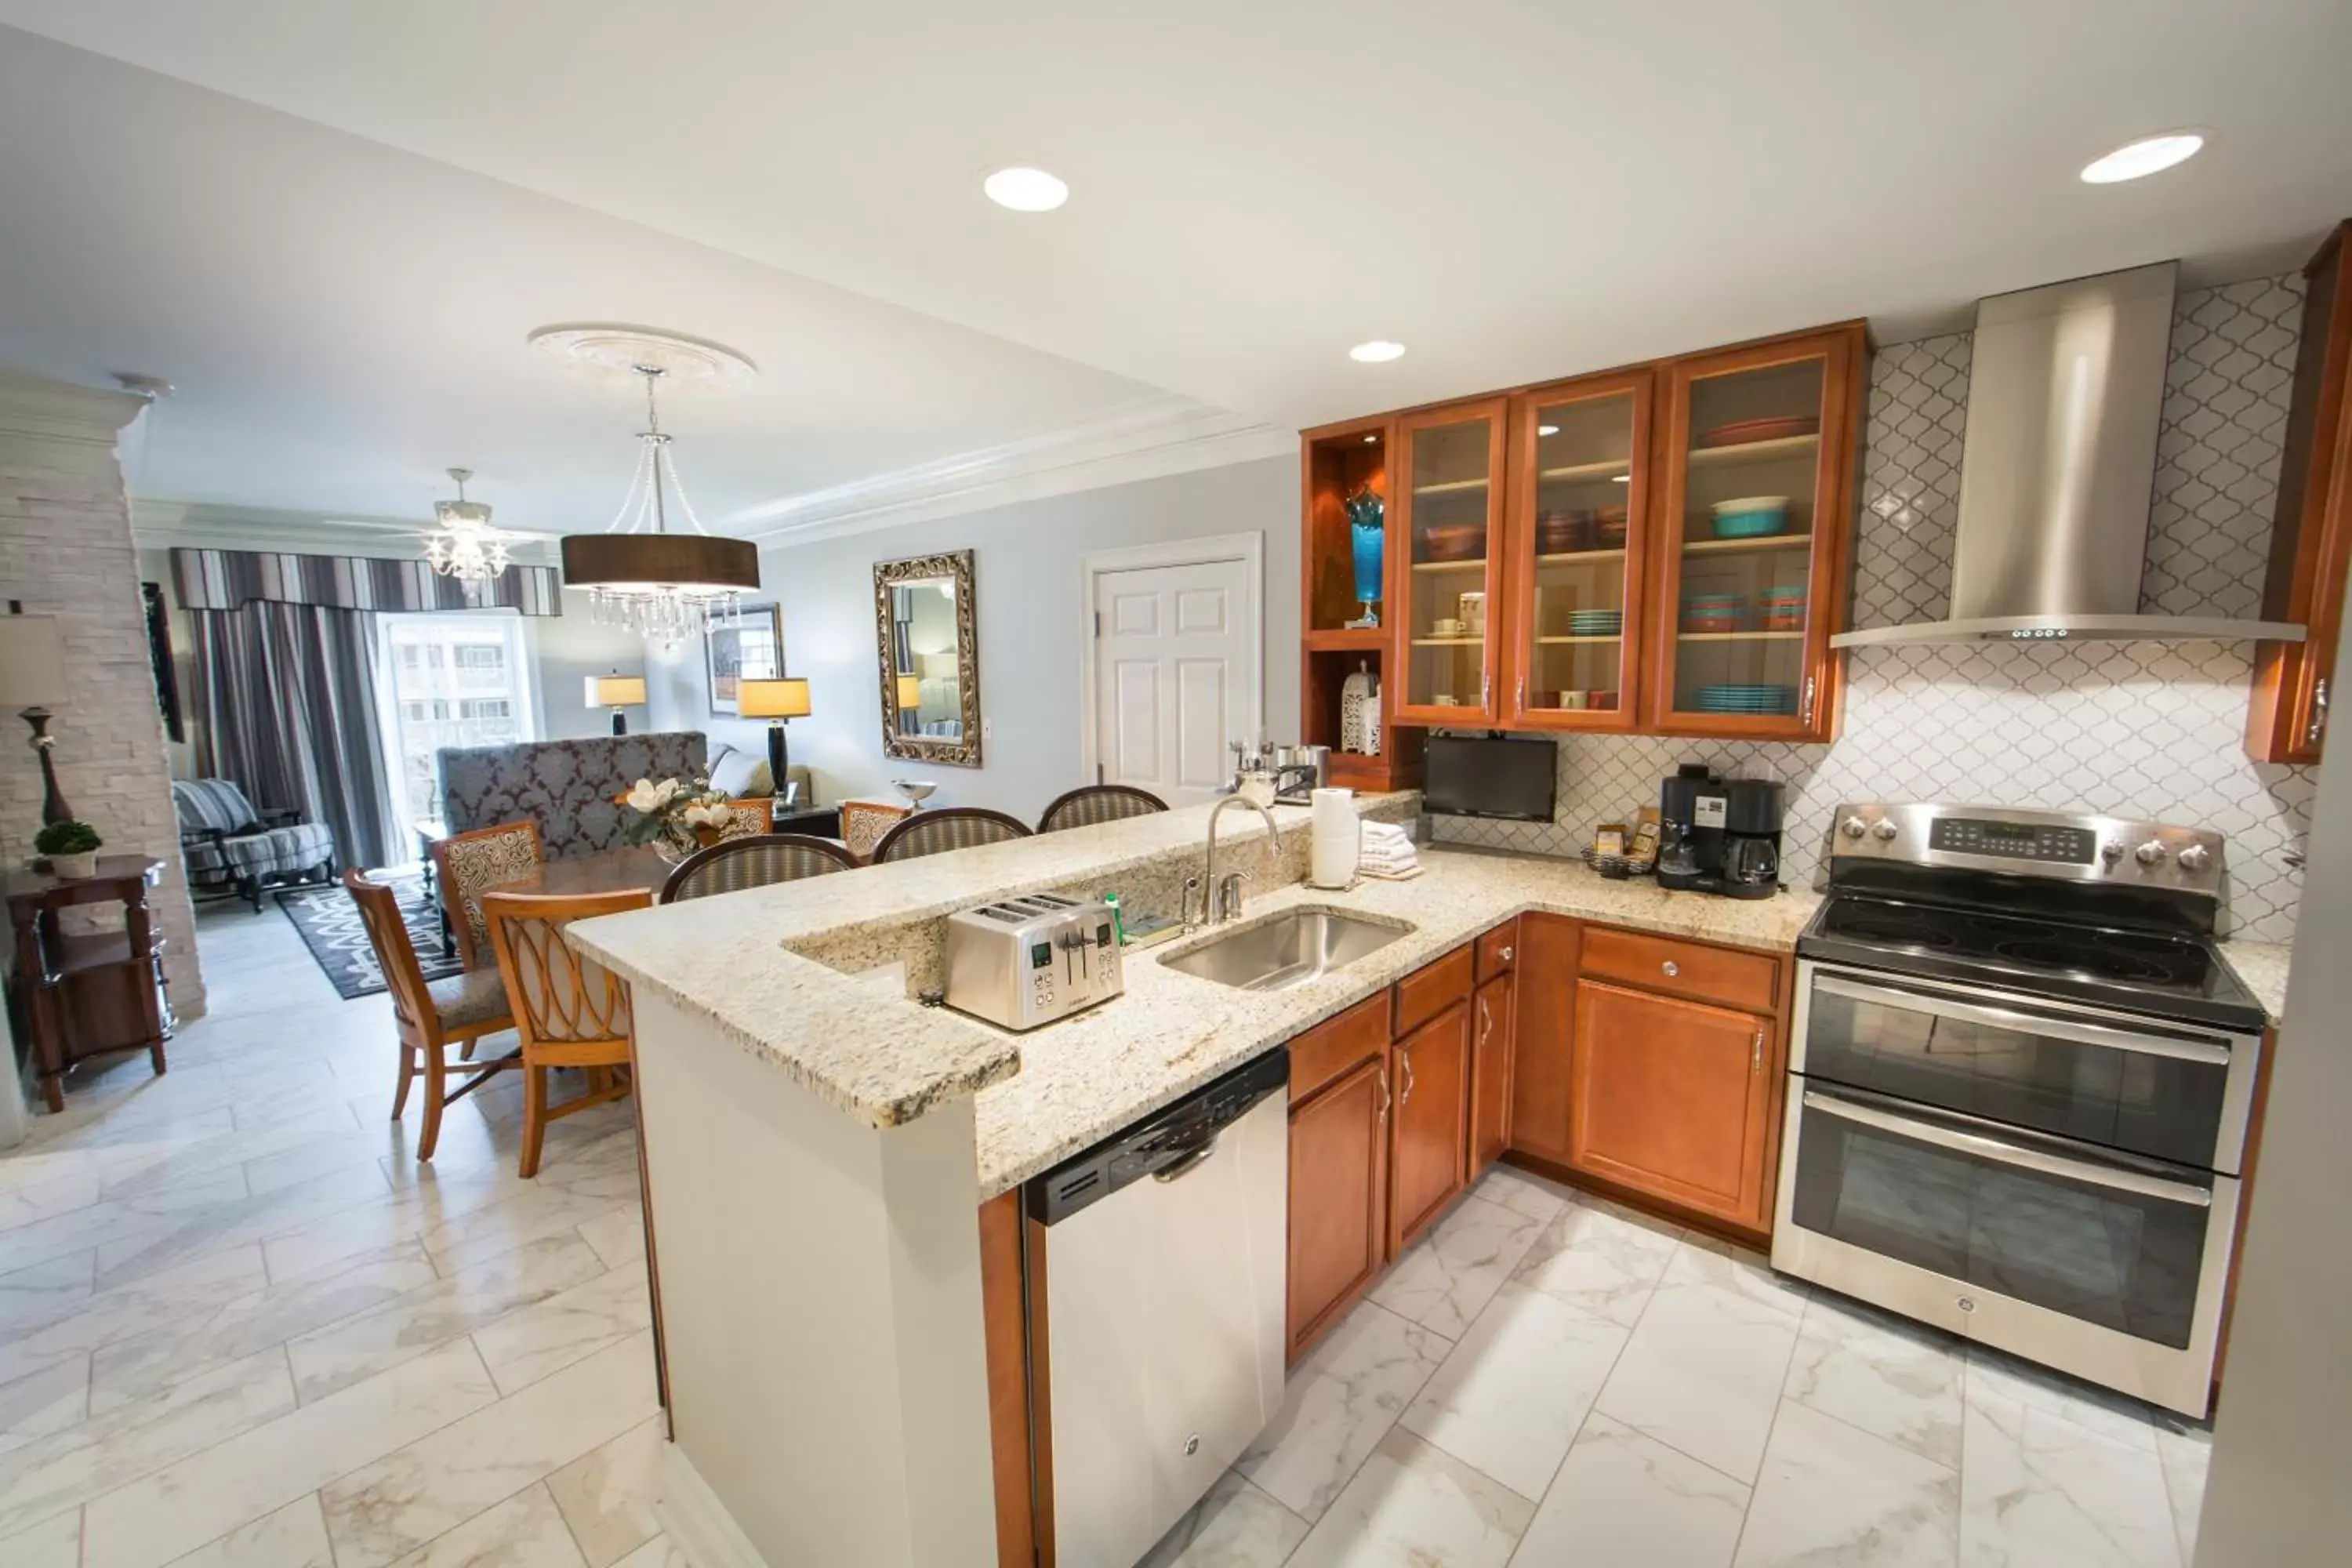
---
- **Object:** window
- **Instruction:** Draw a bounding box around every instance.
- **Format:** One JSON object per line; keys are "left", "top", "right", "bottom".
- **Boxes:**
{"left": 379, "top": 613, "right": 534, "bottom": 834}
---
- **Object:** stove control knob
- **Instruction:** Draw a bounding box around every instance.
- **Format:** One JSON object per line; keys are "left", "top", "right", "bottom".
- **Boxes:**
{"left": 2134, "top": 840, "right": 2168, "bottom": 867}
{"left": 1841, "top": 818, "right": 1867, "bottom": 840}
{"left": 2100, "top": 840, "right": 2124, "bottom": 865}
{"left": 1871, "top": 820, "right": 1900, "bottom": 843}
{"left": 2177, "top": 844, "right": 2213, "bottom": 874}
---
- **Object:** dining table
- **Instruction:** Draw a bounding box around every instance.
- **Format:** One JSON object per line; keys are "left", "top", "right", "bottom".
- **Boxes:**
{"left": 486, "top": 844, "right": 674, "bottom": 899}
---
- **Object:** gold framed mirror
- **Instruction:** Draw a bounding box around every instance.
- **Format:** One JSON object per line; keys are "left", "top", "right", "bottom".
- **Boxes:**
{"left": 873, "top": 550, "right": 981, "bottom": 768}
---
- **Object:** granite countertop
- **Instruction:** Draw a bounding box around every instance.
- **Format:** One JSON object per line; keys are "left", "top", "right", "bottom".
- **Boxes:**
{"left": 569, "top": 793, "right": 1419, "bottom": 1128}
{"left": 971, "top": 848, "right": 1818, "bottom": 1198}
{"left": 2215, "top": 938, "right": 2292, "bottom": 1022}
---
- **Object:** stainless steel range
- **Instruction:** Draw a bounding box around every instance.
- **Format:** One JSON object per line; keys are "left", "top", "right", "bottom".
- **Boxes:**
{"left": 1772, "top": 803, "right": 2265, "bottom": 1417}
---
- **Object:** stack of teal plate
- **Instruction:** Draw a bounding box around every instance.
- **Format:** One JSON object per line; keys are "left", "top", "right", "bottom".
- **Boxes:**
{"left": 1696, "top": 684, "right": 1796, "bottom": 713}
{"left": 1566, "top": 609, "right": 1623, "bottom": 637}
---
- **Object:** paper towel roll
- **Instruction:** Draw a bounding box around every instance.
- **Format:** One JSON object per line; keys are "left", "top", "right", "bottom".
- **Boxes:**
{"left": 1309, "top": 788, "right": 1360, "bottom": 888}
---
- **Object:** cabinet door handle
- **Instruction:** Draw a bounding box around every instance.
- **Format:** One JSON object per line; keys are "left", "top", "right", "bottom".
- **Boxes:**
{"left": 1480, "top": 674, "right": 1490, "bottom": 710}
{"left": 1661, "top": 960, "right": 1680, "bottom": 978}
{"left": 1377, "top": 1068, "right": 1391, "bottom": 1124}
{"left": 1515, "top": 677, "right": 1525, "bottom": 714}
{"left": 1477, "top": 993, "right": 1492, "bottom": 1046}
{"left": 1499, "top": 946, "right": 1514, "bottom": 963}
{"left": 1399, "top": 1049, "right": 1416, "bottom": 1108}
{"left": 1752, "top": 1023, "right": 1765, "bottom": 1073}
{"left": 1801, "top": 675, "right": 1817, "bottom": 726}
{"left": 2311, "top": 676, "right": 2330, "bottom": 746}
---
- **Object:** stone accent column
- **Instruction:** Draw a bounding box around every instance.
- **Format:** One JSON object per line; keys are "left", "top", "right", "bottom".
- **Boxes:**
{"left": 0, "top": 369, "right": 206, "bottom": 1021}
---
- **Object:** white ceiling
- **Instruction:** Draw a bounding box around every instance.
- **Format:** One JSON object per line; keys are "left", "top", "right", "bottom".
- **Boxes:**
{"left": 5, "top": 1, "right": 2352, "bottom": 532}
{"left": 0, "top": 27, "right": 1178, "bottom": 539}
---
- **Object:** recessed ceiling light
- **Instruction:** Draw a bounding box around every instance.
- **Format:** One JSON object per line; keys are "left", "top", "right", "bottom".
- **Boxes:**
{"left": 1348, "top": 340, "right": 1406, "bottom": 364}
{"left": 1363, "top": 434, "right": 1379, "bottom": 444}
{"left": 2081, "top": 132, "right": 2205, "bottom": 184}
{"left": 983, "top": 167, "right": 1069, "bottom": 212}
{"left": 1612, "top": 474, "right": 1631, "bottom": 484}
{"left": 1538, "top": 424, "right": 1559, "bottom": 437}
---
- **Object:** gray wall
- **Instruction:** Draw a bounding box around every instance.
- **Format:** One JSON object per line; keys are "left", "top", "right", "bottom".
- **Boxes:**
{"left": 527, "top": 604, "right": 658, "bottom": 742}
{"left": 646, "top": 456, "right": 1298, "bottom": 817}
{"left": 2193, "top": 560, "right": 2352, "bottom": 1562}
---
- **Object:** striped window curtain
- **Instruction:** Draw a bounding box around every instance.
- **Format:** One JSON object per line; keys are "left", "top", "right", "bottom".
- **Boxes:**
{"left": 190, "top": 601, "right": 399, "bottom": 869}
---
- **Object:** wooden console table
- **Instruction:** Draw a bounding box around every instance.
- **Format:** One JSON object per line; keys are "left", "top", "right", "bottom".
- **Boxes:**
{"left": 4, "top": 855, "right": 173, "bottom": 1112}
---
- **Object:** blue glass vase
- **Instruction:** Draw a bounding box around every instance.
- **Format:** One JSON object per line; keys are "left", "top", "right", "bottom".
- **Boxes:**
{"left": 1349, "top": 515, "right": 1384, "bottom": 626}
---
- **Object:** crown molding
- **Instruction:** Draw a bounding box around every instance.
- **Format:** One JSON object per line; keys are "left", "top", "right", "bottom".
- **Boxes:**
{"left": 0, "top": 368, "right": 150, "bottom": 446}
{"left": 721, "top": 394, "right": 1293, "bottom": 546}
{"left": 129, "top": 499, "right": 562, "bottom": 564}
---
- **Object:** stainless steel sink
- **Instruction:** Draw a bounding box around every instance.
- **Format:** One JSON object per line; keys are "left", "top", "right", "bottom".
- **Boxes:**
{"left": 1160, "top": 909, "right": 1409, "bottom": 993}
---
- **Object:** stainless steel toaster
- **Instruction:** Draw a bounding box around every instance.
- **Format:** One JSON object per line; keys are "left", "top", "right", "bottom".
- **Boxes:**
{"left": 944, "top": 893, "right": 1124, "bottom": 1030}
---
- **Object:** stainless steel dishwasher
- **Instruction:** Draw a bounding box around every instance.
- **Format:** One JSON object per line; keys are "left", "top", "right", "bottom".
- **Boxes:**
{"left": 1025, "top": 1048, "right": 1290, "bottom": 1568}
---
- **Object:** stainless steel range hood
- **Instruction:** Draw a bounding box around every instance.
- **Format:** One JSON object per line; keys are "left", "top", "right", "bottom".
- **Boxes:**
{"left": 1834, "top": 262, "right": 2304, "bottom": 648}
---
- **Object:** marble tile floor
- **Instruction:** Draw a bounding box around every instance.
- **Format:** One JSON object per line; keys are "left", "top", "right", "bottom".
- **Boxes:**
{"left": 1178, "top": 1163, "right": 2216, "bottom": 1568}
{"left": 7, "top": 905, "right": 2216, "bottom": 1567}
{"left": 1, "top": 902, "right": 681, "bottom": 1567}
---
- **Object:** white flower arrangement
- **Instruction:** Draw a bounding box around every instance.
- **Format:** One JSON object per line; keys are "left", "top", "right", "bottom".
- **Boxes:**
{"left": 622, "top": 775, "right": 735, "bottom": 858}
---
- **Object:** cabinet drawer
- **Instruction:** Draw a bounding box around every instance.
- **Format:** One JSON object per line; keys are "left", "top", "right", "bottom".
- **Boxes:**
{"left": 1289, "top": 993, "right": 1391, "bottom": 1105}
{"left": 1475, "top": 920, "right": 1518, "bottom": 982}
{"left": 1392, "top": 945, "right": 1474, "bottom": 1037}
{"left": 1581, "top": 926, "right": 1780, "bottom": 1014}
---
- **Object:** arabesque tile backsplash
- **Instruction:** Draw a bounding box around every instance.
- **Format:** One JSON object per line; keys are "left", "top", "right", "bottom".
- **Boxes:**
{"left": 1429, "top": 274, "right": 2317, "bottom": 945}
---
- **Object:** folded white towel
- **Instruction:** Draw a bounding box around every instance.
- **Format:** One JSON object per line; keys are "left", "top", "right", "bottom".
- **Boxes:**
{"left": 1362, "top": 824, "right": 1415, "bottom": 847}
{"left": 1360, "top": 844, "right": 1419, "bottom": 869}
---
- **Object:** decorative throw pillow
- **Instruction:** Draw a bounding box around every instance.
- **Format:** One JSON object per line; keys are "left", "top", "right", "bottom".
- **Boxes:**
{"left": 707, "top": 746, "right": 773, "bottom": 798}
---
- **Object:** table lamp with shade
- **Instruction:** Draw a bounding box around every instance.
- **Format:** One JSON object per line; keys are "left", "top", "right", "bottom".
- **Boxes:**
{"left": 895, "top": 673, "right": 922, "bottom": 720}
{"left": 0, "top": 610, "right": 74, "bottom": 826}
{"left": 584, "top": 673, "right": 648, "bottom": 736}
{"left": 737, "top": 677, "right": 811, "bottom": 808}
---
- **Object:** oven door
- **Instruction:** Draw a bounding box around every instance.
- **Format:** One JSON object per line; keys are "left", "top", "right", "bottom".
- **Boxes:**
{"left": 1771, "top": 1081, "right": 2238, "bottom": 1416}
{"left": 1791, "top": 963, "right": 2258, "bottom": 1173}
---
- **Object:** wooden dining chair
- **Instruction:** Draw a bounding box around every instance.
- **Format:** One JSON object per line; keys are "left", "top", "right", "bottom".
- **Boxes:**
{"left": 482, "top": 887, "right": 650, "bottom": 1178}
{"left": 719, "top": 799, "right": 773, "bottom": 840}
{"left": 838, "top": 798, "right": 913, "bottom": 862}
{"left": 343, "top": 869, "right": 521, "bottom": 1160}
{"left": 871, "top": 806, "right": 1034, "bottom": 863}
{"left": 430, "top": 820, "right": 546, "bottom": 971}
{"left": 1037, "top": 784, "right": 1170, "bottom": 833}
{"left": 660, "top": 833, "right": 859, "bottom": 904}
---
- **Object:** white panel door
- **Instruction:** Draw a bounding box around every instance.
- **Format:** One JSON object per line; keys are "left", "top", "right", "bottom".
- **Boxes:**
{"left": 1094, "top": 557, "right": 1253, "bottom": 805}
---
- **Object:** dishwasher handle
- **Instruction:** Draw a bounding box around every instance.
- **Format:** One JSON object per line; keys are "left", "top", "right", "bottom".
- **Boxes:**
{"left": 1152, "top": 1136, "right": 1221, "bottom": 1183}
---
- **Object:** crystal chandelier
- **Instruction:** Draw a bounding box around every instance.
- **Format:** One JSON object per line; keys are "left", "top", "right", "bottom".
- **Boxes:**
{"left": 560, "top": 363, "right": 760, "bottom": 650}
{"left": 420, "top": 467, "right": 512, "bottom": 597}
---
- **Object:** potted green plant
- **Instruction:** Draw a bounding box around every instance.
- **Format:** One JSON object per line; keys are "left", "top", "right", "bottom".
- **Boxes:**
{"left": 34, "top": 819, "right": 102, "bottom": 879}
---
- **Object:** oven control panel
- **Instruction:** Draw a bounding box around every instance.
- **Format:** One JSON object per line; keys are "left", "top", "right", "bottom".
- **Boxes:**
{"left": 1829, "top": 803, "right": 2224, "bottom": 890}
{"left": 1926, "top": 818, "right": 2096, "bottom": 864}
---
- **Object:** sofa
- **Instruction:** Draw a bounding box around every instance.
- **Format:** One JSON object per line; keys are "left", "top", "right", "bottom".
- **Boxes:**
{"left": 171, "top": 778, "right": 339, "bottom": 911}
{"left": 435, "top": 731, "right": 710, "bottom": 860}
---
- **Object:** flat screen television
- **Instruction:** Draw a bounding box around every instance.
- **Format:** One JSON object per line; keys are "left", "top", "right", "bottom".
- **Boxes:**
{"left": 1424, "top": 735, "right": 1556, "bottom": 822}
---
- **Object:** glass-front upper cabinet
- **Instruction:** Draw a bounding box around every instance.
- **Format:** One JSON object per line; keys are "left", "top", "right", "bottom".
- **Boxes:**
{"left": 1650, "top": 328, "right": 1861, "bottom": 740}
{"left": 1393, "top": 399, "right": 1508, "bottom": 723}
{"left": 1504, "top": 371, "right": 1652, "bottom": 730}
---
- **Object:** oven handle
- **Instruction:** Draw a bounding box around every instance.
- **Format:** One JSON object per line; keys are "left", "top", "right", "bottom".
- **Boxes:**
{"left": 1801, "top": 1090, "right": 2213, "bottom": 1208}
{"left": 1810, "top": 972, "right": 2233, "bottom": 1066}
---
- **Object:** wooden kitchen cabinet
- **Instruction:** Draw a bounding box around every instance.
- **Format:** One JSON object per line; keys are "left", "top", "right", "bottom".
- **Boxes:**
{"left": 1470, "top": 971, "right": 1515, "bottom": 1176}
{"left": 1392, "top": 399, "right": 1512, "bottom": 727}
{"left": 1569, "top": 978, "right": 1778, "bottom": 1229}
{"left": 1301, "top": 321, "right": 1866, "bottom": 748}
{"left": 1388, "top": 1000, "right": 1472, "bottom": 1250}
{"left": 1507, "top": 913, "right": 1581, "bottom": 1167}
{"left": 1288, "top": 1054, "right": 1392, "bottom": 1359}
{"left": 1648, "top": 326, "right": 1864, "bottom": 741}
{"left": 2248, "top": 219, "right": 2352, "bottom": 764}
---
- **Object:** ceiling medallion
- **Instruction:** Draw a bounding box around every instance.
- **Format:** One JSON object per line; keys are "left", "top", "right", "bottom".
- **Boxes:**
{"left": 420, "top": 466, "right": 514, "bottom": 599}
{"left": 555, "top": 352, "right": 760, "bottom": 649}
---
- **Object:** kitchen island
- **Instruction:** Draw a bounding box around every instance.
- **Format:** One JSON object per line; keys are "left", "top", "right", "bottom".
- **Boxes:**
{"left": 569, "top": 799, "right": 2286, "bottom": 1566}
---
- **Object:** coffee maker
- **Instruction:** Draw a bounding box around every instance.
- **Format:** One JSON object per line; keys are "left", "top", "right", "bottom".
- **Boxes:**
{"left": 1657, "top": 765, "right": 1784, "bottom": 899}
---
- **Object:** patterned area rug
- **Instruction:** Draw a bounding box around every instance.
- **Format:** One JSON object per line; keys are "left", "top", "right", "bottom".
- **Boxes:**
{"left": 275, "top": 876, "right": 461, "bottom": 1000}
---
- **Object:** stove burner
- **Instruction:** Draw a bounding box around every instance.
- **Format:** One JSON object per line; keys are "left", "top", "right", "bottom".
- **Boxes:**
{"left": 1991, "top": 938, "right": 2176, "bottom": 985}
{"left": 1833, "top": 915, "right": 1958, "bottom": 948}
